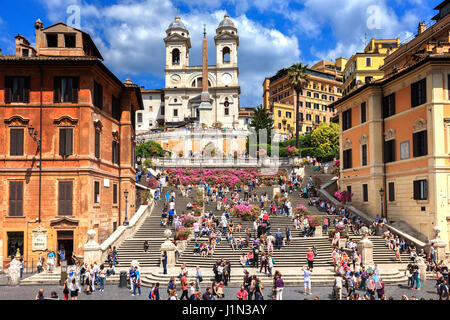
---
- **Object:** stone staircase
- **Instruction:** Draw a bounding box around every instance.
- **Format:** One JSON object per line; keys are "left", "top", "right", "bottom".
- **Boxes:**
{"left": 110, "top": 186, "right": 409, "bottom": 269}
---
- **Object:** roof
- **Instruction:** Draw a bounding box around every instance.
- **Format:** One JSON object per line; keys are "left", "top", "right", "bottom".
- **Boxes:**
{"left": 41, "top": 21, "right": 104, "bottom": 60}
{"left": 218, "top": 13, "right": 236, "bottom": 29}
{"left": 167, "top": 16, "right": 188, "bottom": 31}
{"left": 0, "top": 55, "right": 143, "bottom": 110}
{"left": 141, "top": 89, "right": 164, "bottom": 93}
{"left": 328, "top": 53, "right": 450, "bottom": 109}
{"left": 434, "top": 0, "right": 450, "bottom": 10}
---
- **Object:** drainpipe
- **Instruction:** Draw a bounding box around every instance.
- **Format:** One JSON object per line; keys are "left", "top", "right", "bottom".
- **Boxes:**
{"left": 118, "top": 115, "right": 122, "bottom": 226}
{"left": 381, "top": 111, "right": 387, "bottom": 221}
{"left": 38, "top": 67, "right": 43, "bottom": 224}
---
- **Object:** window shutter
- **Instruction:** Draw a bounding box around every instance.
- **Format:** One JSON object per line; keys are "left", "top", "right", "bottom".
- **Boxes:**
{"left": 23, "top": 77, "right": 30, "bottom": 103}
{"left": 59, "top": 129, "right": 65, "bottom": 156}
{"left": 422, "top": 131, "right": 428, "bottom": 156}
{"left": 66, "top": 182, "right": 73, "bottom": 215}
{"left": 65, "top": 128, "right": 73, "bottom": 156}
{"left": 54, "top": 77, "right": 61, "bottom": 103}
{"left": 16, "top": 182, "right": 23, "bottom": 216}
{"left": 5, "top": 77, "right": 11, "bottom": 103}
{"left": 388, "top": 182, "right": 395, "bottom": 202}
{"left": 413, "top": 180, "right": 419, "bottom": 200}
{"left": 72, "top": 77, "right": 79, "bottom": 103}
{"left": 95, "top": 131, "right": 100, "bottom": 158}
{"left": 58, "top": 182, "right": 64, "bottom": 215}
{"left": 9, "top": 181, "right": 16, "bottom": 216}
{"left": 10, "top": 129, "right": 24, "bottom": 156}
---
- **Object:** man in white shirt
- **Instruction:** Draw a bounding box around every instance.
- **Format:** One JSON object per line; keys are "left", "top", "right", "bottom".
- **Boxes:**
{"left": 334, "top": 274, "right": 343, "bottom": 300}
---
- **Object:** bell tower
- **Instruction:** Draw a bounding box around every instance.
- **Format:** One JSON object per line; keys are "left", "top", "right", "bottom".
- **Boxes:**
{"left": 215, "top": 13, "right": 239, "bottom": 69}
{"left": 164, "top": 16, "right": 191, "bottom": 70}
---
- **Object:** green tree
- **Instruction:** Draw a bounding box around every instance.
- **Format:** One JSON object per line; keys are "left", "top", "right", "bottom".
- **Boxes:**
{"left": 310, "top": 123, "right": 339, "bottom": 158}
{"left": 136, "top": 140, "right": 163, "bottom": 158}
{"left": 287, "top": 63, "right": 309, "bottom": 149}
{"left": 249, "top": 105, "right": 274, "bottom": 145}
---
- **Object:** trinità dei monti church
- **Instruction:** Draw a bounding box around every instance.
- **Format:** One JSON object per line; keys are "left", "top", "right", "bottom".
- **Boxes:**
{"left": 138, "top": 14, "right": 249, "bottom": 157}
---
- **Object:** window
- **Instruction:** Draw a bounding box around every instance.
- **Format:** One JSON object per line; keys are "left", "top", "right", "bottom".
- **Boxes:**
{"left": 286, "top": 112, "right": 292, "bottom": 118}
{"left": 54, "top": 77, "right": 79, "bottom": 103}
{"left": 384, "top": 139, "right": 396, "bottom": 163}
{"left": 314, "top": 93, "right": 319, "bottom": 99}
{"left": 22, "top": 49, "right": 29, "bottom": 57}
{"left": 413, "top": 131, "right": 427, "bottom": 157}
{"left": 113, "top": 184, "right": 118, "bottom": 204}
{"left": 64, "top": 34, "right": 76, "bottom": 48}
{"left": 59, "top": 128, "right": 73, "bottom": 157}
{"left": 223, "top": 47, "right": 231, "bottom": 63}
{"left": 346, "top": 186, "right": 352, "bottom": 199}
{"left": 10, "top": 128, "right": 24, "bottom": 156}
{"left": 361, "top": 144, "right": 368, "bottom": 166}
{"left": 388, "top": 182, "right": 395, "bottom": 202}
{"left": 93, "top": 81, "right": 103, "bottom": 109}
{"left": 225, "top": 108, "right": 229, "bottom": 116}
{"left": 172, "top": 49, "right": 180, "bottom": 65}
{"left": 160, "top": 106, "right": 165, "bottom": 116}
{"left": 330, "top": 96, "right": 335, "bottom": 102}
{"left": 366, "top": 57, "right": 372, "bottom": 67}
{"left": 323, "top": 116, "right": 326, "bottom": 123}
{"left": 112, "top": 141, "right": 120, "bottom": 165}
{"left": 307, "top": 91, "right": 311, "bottom": 97}
{"left": 46, "top": 34, "right": 58, "bottom": 47}
{"left": 299, "top": 113, "right": 304, "bottom": 122}
{"left": 278, "top": 110, "right": 281, "bottom": 117}
{"left": 365, "top": 76, "right": 373, "bottom": 83}
{"left": 306, "top": 102, "right": 311, "bottom": 108}
{"left": 112, "top": 95, "right": 121, "bottom": 122}
{"left": 173, "top": 109, "right": 178, "bottom": 117}
{"left": 322, "top": 105, "right": 327, "bottom": 111}
{"left": 315, "top": 115, "right": 320, "bottom": 124}
{"left": 362, "top": 184, "right": 368, "bottom": 202}
{"left": 306, "top": 126, "right": 312, "bottom": 133}
{"left": 9, "top": 181, "right": 23, "bottom": 216}
{"left": 343, "top": 149, "right": 352, "bottom": 169}
{"left": 361, "top": 102, "right": 367, "bottom": 123}
{"left": 58, "top": 181, "right": 73, "bottom": 216}
{"left": 94, "top": 181, "right": 100, "bottom": 203}
{"left": 7, "top": 232, "right": 24, "bottom": 258}
{"left": 342, "top": 109, "right": 352, "bottom": 131}
{"left": 137, "top": 113, "right": 143, "bottom": 123}
{"left": 95, "top": 130, "right": 100, "bottom": 159}
{"left": 322, "top": 94, "right": 327, "bottom": 100}
{"left": 314, "top": 103, "right": 319, "bottom": 110}
{"left": 383, "top": 93, "right": 395, "bottom": 118}
{"left": 306, "top": 114, "right": 312, "bottom": 121}
{"left": 411, "top": 79, "right": 426, "bottom": 107}
{"left": 278, "top": 123, "right": 281, "bottom": 129}
{"left": 413, "top": 179, "right": 428, "bottom": 200}
{"left": 4, "top": 77, "right": 30, "bottom": 103}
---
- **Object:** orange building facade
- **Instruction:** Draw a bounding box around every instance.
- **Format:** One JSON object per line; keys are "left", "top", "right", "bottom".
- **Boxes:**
{"left": 0, "top": 21, "right": 143, "bottom": 267}
{"left": 332, "top": 55, "right": 450, "bottom": 246}
{"left": 331, "top": 3, "right": 450, "bottom": 247}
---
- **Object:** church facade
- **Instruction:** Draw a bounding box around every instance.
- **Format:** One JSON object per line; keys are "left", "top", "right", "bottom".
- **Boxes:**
{"left": 162, "top": 14, "right": 240, "bottom": 129}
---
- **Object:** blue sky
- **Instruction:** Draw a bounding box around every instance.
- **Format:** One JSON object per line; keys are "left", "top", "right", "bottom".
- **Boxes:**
{"left": 0, "top": 0, "right": 441, "bottom": 107}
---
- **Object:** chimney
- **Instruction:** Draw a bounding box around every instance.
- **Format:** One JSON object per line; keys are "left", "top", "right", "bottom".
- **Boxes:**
{"left": 418, "top": 22, "right": 426, "bottom": 35}
{"left": 34, "top": 19, "right": 44, "bottom": 54}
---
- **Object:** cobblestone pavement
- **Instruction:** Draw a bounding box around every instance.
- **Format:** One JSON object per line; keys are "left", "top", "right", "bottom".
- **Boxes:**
{"left": 0, "top": 281, "right": 441, "bottom": 300}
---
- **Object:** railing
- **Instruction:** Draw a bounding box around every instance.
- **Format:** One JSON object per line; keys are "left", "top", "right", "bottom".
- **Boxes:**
{"left": 318, "top": 178, "right": 428, "bottom": 250}
{"left": 152, "top": 157, "right": 295, "bottom": 168}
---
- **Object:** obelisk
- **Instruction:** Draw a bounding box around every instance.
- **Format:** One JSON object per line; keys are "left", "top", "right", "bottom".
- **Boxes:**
{"left": 198, "top": 24, "right": 212, "bottom": 126}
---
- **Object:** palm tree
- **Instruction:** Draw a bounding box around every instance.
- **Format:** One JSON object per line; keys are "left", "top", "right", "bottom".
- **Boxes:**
{"left": 287, "top": 63, "right": 309, "bottom": 149}
{"left": 249, "top": 105, "right": 274, "bottom": 145}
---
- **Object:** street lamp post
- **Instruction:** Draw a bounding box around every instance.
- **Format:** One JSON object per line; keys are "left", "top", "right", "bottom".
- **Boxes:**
{"left": 28, "top": 124, "right": 41, "bottom": 223}
{"left": 379, "top": 188, "right": 385, "bottom": 219}
{"left": 123, "top": 189, "right": 129, "bottom": 226}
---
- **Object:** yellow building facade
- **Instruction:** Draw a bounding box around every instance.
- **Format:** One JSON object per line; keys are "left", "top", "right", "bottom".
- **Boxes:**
{"left": 343, "top": 38, "right": 400, "bottom": 96}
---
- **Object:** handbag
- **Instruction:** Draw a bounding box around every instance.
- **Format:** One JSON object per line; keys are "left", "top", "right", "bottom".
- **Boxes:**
{"left": 198, "top": 276, "right": 203, "bottom": 283}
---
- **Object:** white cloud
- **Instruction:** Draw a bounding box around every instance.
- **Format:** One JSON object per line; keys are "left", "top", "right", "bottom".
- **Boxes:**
{"left": 285, "top": 0, "right": 421, "bottom": 63}
{"left": 37, "top": 0, "right": 301, "bottom": 107}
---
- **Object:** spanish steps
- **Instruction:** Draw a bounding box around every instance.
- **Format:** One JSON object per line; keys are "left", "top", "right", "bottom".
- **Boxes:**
{"left": 111, "top": 185, "right": 410, "bottom": 269}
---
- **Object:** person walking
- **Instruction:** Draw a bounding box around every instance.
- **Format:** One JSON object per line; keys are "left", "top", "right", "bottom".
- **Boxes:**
{"left": 334, "top": 273, "right": 343, "bottom": 300}
{"left": 161, "top": 251, "right": 168, "bottom": 275}
{"left": 303, "top": 265, "right": 312, "bottom": 295}
{"left": 274, "top": 271, "right": 284, "bottom": 300}
{"left": 306, "top": 248, "right": 315, "bottom": 271}
{"left": 195, "top": 266, "right": 202, "bottom": 291}
{"left": 180, "top": 272, "right": 189, "bottom": 300}
{"left": 131, "top": 267, "right": 142, "bottom": 296}
{"left": 69, "top": 278, "right": 80, "bottom": 300}
{"left": 267, "top": 255, "right": 274, "bottom": 277}
{"left": 98, "top": 264, "right": 106, "bottom": 292}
